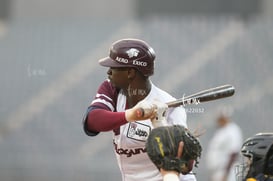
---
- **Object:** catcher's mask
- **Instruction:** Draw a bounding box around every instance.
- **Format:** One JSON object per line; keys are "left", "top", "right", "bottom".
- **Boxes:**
{"left": 98, "top": 38, "right": 155, "bottom": 77}
{"left": 235, "top": 133, "right": 273, "bottom": 181}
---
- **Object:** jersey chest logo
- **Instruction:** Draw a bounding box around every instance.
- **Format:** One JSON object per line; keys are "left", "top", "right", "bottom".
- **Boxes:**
{"left": 127, "top": 122, "right": 151, "bottom": 142}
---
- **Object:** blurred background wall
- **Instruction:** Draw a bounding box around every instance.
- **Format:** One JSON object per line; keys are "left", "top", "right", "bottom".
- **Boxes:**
{"left": 0, "top": 0, "right": 273, "bottom": 181}
{"left": 1, "top": 0, "right": 273, "bottom": 20}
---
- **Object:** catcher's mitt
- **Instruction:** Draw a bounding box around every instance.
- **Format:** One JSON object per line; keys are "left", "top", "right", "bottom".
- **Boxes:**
{"left": 145, "top": 125, "right": 202, "bottom": 175}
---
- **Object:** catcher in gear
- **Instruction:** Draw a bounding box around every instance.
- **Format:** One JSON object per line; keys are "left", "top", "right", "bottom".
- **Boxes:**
{"left": 235, "top": 133, "right": 273, "bottom": 181}
{"left": 145, "top": 125, "right": 202, "bottom": 181}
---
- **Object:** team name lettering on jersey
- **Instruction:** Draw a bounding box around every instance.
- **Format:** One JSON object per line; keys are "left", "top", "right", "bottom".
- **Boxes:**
{"left": 113, "top": 142, "right": 146, "bottom": 157}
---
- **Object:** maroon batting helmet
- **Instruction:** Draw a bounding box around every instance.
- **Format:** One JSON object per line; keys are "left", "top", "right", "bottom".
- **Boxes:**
{"left": 99, "top": 38, "right": 156, "bottom": 76}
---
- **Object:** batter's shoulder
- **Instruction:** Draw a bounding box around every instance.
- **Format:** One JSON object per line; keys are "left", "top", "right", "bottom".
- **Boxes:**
{"left": 151, "top": 83, "right": 176, "bottom": 102}
{"left": 98, "top": 80, "right": 120, "bottom": 96}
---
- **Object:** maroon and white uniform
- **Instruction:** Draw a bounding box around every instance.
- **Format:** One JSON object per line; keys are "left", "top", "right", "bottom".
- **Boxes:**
{"left": 83, "top": 80, "right": 196, "bottom": 181}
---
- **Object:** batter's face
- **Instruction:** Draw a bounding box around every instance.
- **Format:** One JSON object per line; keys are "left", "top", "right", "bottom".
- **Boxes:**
{"left": 107, "top": 67, "right": 131, "bottom": 89}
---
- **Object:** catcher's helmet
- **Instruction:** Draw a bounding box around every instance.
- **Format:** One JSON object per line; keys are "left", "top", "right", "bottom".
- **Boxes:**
{"left": 99, "top": 38, "right": 156, "bottom": 77}
{"left": 236, "top": 133, "right": 273, "bottom": 180}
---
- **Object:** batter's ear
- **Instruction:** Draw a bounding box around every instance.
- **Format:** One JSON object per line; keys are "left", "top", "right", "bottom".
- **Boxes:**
{"left": 127, "top": 68, "right": 137, "bottom": 79}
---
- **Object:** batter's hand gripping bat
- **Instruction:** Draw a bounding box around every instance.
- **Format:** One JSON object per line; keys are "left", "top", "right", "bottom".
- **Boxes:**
{"left": 137, "top": 84, "right": 235, "bottom": 117}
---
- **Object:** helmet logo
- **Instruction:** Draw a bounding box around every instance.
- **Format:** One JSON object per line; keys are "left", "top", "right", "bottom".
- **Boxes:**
{"left": 126, "top": 48, "right": 139, "bottom": 58}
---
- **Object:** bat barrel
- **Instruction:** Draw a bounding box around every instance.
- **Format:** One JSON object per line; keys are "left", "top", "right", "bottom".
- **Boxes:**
{"left": 167, "top": 85, "right": 235, "bottom": 107}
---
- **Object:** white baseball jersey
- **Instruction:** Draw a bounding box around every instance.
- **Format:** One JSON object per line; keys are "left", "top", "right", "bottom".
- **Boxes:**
{"left": 206, "top": 122, "right": 243, "bottom": 181}
{"left": 87, "top": 80, "right": 196, "bottom": 181}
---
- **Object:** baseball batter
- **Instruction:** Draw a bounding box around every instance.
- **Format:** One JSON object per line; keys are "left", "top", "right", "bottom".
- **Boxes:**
{"left": 82, "top": 38, "right": 196, "bottom": 181}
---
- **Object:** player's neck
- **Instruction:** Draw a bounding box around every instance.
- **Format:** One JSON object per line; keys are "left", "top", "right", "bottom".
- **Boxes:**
{"left": 125, "top": 78, "right": 151, "bottom": 108}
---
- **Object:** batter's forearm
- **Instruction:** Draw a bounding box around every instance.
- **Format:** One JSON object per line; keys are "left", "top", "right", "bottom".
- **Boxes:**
{"left": 86, "top": 109, "right": 127, "bottom": 132}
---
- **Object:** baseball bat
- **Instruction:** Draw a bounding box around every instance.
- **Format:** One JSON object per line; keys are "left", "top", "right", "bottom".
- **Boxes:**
{"left": 136, "top": 84, "right": 235, "bottom": 117}
{"left": 167, "top": 84, "right": 235, "bottom": 107}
